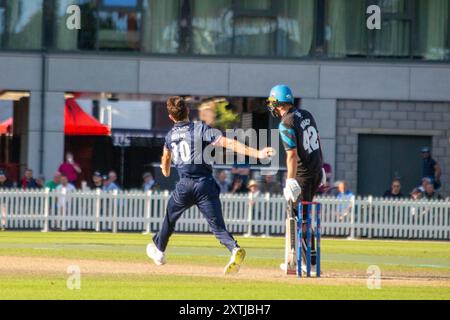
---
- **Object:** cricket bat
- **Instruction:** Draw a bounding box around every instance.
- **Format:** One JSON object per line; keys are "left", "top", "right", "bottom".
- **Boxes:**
{"left": 284, "top": 200, "right": 297, "bottom": 275}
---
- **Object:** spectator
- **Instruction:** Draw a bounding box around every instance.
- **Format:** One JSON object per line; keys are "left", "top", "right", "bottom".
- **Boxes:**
{"left": 58, "top": 152, "right": 82, "bottom": 185}
{"left": 142, "top": 172, "right": 157, "bottom": 191}
{"left": 423, "top": 183, "right": 443, "bottom": 200}
{"left": 103, "top": 170, "right": 120, "bottom": 192}
{"left": 0, "top": 170, "right": 13, "bottom": 189}
{"left": 336, "top": 181, "right": 354, "bottom": 199}
{"left": 418, "top": 177, "right": 432, "bottom": 193}
{"left": 36, "top": 176, "right": 46, "bottom": 189}
{"left": 336, "top": 181, "right": 354, "bottom": 221}
{"left": 260, "top": 174, "right": 281, "bottom": 194}
{"left": 230, "top": 175, "right": 248, "bottom": 194}
{"left": 45, "top": 172, "right": 62, "bottom": 191}
{"left": 216, "top": 170, "right": 231, "bottom": 194}
{"left": 20, "top": 168, "right": 40, "bottom": 189}
{"left": 90, "top": 171, "right": 103, "bottom": 190}
{"left": 383, "top": 179, "right": 404, "bottom": 199}
{"left": 247, "top": 180, "right": 260, "bottom": 197}
{"left": 421, "top": 147, "right": 442, "bottom": 190}
{"left": 410, "top": 188, "right": 423, "bottom": 200}
{"left": 56, "top": 174, "right": 76, "bottom": 209}
{"left": 231, "top": 164, "right": 250, "bottom": 189}
{"left": 56, "top": 174, "right": 76, "bottom": 193}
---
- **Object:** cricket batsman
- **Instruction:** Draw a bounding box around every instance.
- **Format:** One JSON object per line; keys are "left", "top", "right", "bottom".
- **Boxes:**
{"left": 147, "top": 96, "right": 274, "bottom": 274}
{"left": 266, "top": 85, "right": 325, "bottom": 275}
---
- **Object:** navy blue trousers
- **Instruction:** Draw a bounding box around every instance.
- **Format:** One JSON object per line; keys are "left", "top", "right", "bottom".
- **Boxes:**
{"left": 153, "top": 176, "right": 238, "bottom": 252}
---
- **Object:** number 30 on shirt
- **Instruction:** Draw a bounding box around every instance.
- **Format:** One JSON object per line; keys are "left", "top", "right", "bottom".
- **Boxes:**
{"left": 171, "top": 141, "right": 191, "bottom": 162}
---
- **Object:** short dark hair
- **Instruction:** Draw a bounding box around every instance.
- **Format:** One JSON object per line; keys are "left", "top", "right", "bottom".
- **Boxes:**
{"left": 167, "top": 96, "right": 188, "bottom": 122}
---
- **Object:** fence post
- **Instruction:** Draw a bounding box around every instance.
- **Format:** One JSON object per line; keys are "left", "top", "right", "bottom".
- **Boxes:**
{"left": 246, "top": 193, "right": 254, "bottom": 237}
{"left": 264, "top": 193, "right": 270, "bottom": 237}
{"left": 60, "top": 187, "right": 67, "bottom": 231}
{"left": 367, "top": 196, "right": 373, "bottom": 239}
{"left": 112, "top": 190, "right": 118, "bottom": 233}
{"left": 143, "top": 190, "right": 152, "bottom": 234}
{"left": 41, "top": 188, "right": 50, "bottom": 232}
{"left": 95, "top": 189, "right": 101, "bottom": 232}
{"left": 348, "top": 196, "right": 356, "bottom": 240}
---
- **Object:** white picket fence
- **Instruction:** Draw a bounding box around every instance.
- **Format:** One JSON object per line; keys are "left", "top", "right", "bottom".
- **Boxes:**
{"left": 0, "top": 189, "right": 448, "bottom": 240}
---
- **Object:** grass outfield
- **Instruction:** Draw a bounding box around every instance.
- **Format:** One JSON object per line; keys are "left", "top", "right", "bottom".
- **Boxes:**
{"left": 0, "top": 231, "right": 449, "bottom": 300}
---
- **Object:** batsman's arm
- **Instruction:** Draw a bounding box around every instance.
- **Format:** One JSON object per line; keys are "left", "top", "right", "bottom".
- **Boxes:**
{"left": 286, "top": 149, "right": 298, "bottom": 179}
{"left": 160, "top": 146, "right": 171, "bottom": 177}
{"left": 216, "top": 136, "right": 273, "bottom": 159}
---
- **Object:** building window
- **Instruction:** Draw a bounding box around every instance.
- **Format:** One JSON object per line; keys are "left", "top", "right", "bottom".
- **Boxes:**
{"left": 415, "top": 0, "right": 449, "bottom": 60}
{"left": 324, "top": 0, "right": 368, "bottom": 58}
{"left": 324, "top": 0, "right": 450, "bottom": 61}
{"left": 369, "top": 0, "right": 414, "bottom": 58}
{"left": 141, "top": 0, "right": 180, "bottom": 54}
{"left": 0, "top": 0, "right": 43, "bottom": 49}
{"left": 190, "top": 0, "right": 233, "bottom": 55}
{"left": 98, "top": 0, "right": 142, "bottom": 51}
{"left": 277, "top": 0, "right": 315, "bottom": 57}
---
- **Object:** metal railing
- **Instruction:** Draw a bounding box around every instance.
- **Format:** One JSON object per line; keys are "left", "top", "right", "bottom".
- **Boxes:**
{"left": 0, "top": 189, "right": 448, "bottom": 240}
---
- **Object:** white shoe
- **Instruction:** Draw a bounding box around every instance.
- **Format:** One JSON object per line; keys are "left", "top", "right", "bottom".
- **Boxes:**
{"left": 224, "top": 247, "right": 246, "bottom": 274}
{"left": 301, "top": 264, "right": 317, "bottom": 277}
{"left": 146, "top": 243, "right": 166, "bottom": 266}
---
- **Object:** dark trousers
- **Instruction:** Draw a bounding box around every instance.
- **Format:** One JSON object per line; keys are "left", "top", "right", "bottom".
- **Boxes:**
{"left": 153, "top": 176, "right": 238, "bottom": 252}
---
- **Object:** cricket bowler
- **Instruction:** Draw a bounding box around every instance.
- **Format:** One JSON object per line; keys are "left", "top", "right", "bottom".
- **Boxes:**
{"left": 147, "top": 96, "right": 274, "bottom": 274}
{"left": 266, "top": 85, "right": 325, "bottom": 275}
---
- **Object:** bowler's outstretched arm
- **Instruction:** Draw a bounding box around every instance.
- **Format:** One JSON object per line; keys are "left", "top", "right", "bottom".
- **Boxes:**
{"left": 217, "top": 136, "right": 274, "bottom": 159}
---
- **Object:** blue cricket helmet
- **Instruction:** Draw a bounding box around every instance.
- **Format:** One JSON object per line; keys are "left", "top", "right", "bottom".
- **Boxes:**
{"left": 268, "top": 85, "right": 294, "bottom": 104}
{"left": 266, "top": 85, "right": 294, "bottom": 117}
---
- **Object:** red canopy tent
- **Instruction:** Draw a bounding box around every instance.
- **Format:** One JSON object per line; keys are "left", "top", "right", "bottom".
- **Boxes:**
{"left": 0, "top": 98, "right": 111, "bottom": 136}
{"left": 0, "top": 117, "right": 13, "bottom": 135}
{"left": 64, "top": 98, "right": 111, "bottom": 136}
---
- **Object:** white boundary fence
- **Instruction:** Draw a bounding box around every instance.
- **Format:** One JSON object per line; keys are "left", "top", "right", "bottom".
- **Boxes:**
{"left": 0, "top": 189, "right": 448, "bottom": 240}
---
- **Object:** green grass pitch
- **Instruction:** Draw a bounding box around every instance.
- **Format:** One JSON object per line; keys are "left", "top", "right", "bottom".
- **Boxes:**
{"left": 0, "top": 231, "right": 449, "bottom": 300}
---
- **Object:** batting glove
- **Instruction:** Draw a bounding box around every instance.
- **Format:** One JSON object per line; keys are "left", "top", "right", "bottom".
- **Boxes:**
{"left": 283, "top": 178, "right": 301, "bottom": 202}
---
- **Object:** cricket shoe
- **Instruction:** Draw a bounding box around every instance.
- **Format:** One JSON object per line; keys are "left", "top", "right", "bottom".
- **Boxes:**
{"left": 301, "top": 264, "right": 317, "bottom": 277}
{"left": 146, "top": 243, "right": 166, "bottom": 266}
{"left": 279, "top": 263, "right": 297, "bottom": 275}
{"left": 224, "top": 247, "right": 246, "bottom": 275}
{"left": 280, "top": 263, "right": 317, "bottom": 277}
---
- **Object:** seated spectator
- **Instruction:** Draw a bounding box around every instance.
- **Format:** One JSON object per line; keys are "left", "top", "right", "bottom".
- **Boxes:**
{"left": 21, "top": 168, "right": 40, "bottom": 189}
{"left": 418, "top": 177, "right": 432, "bottom": 193}
{"left": 36, "top": 176, "right": 46, "bottom": 189}
{"left": 336, "top": 181, "right": 354, "bottom": 199}
{"left": 56, "top": 174, "right": 76, "bottom": 193}
{"left": 56, "top": 175, "right": 76, "bottom": 209}
{"left": 103, "top": 170, "right": 120, "bottom": 192}
{"left": 216, "top": 170, "right": 231, "bottom": 194}
{"left": 231, "top": 164, "right": 250, "bottom": 189}
{"left": 423, "top": 184, "right": 443, "bottom": 200}
{"left": 58, "top": 152, "right": 82, "bottom": 186}
{"left": 336, "top": 181, "right": 354, "bottom": 221}
{"left": 410, "top": 188, "right": 423, "bottom": 200}
{"left": 142, "top": 172, "right": 158, "bottom": 191}
{"left": 421, "top": 147, "right": 442, "bottom": 190}
{"left": 45, "top": 171, "right": 61, "bottom": 191}
{"left": 90, "top": 171, "right": 103, "bottom": 190}
{"left": 383, "top": 179, "right": 404, "bottom": 199}
{"left": 230, "top": 175, "right": 248, "bottom": 194}
{"left": 260, "top": 174, "right": 281, "bottom": 194}
{"left": 0, "top": 170, "right": 13, "bottom": 189}
{"left": 247, "top": 180, "right": 260, "bottom": 197}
